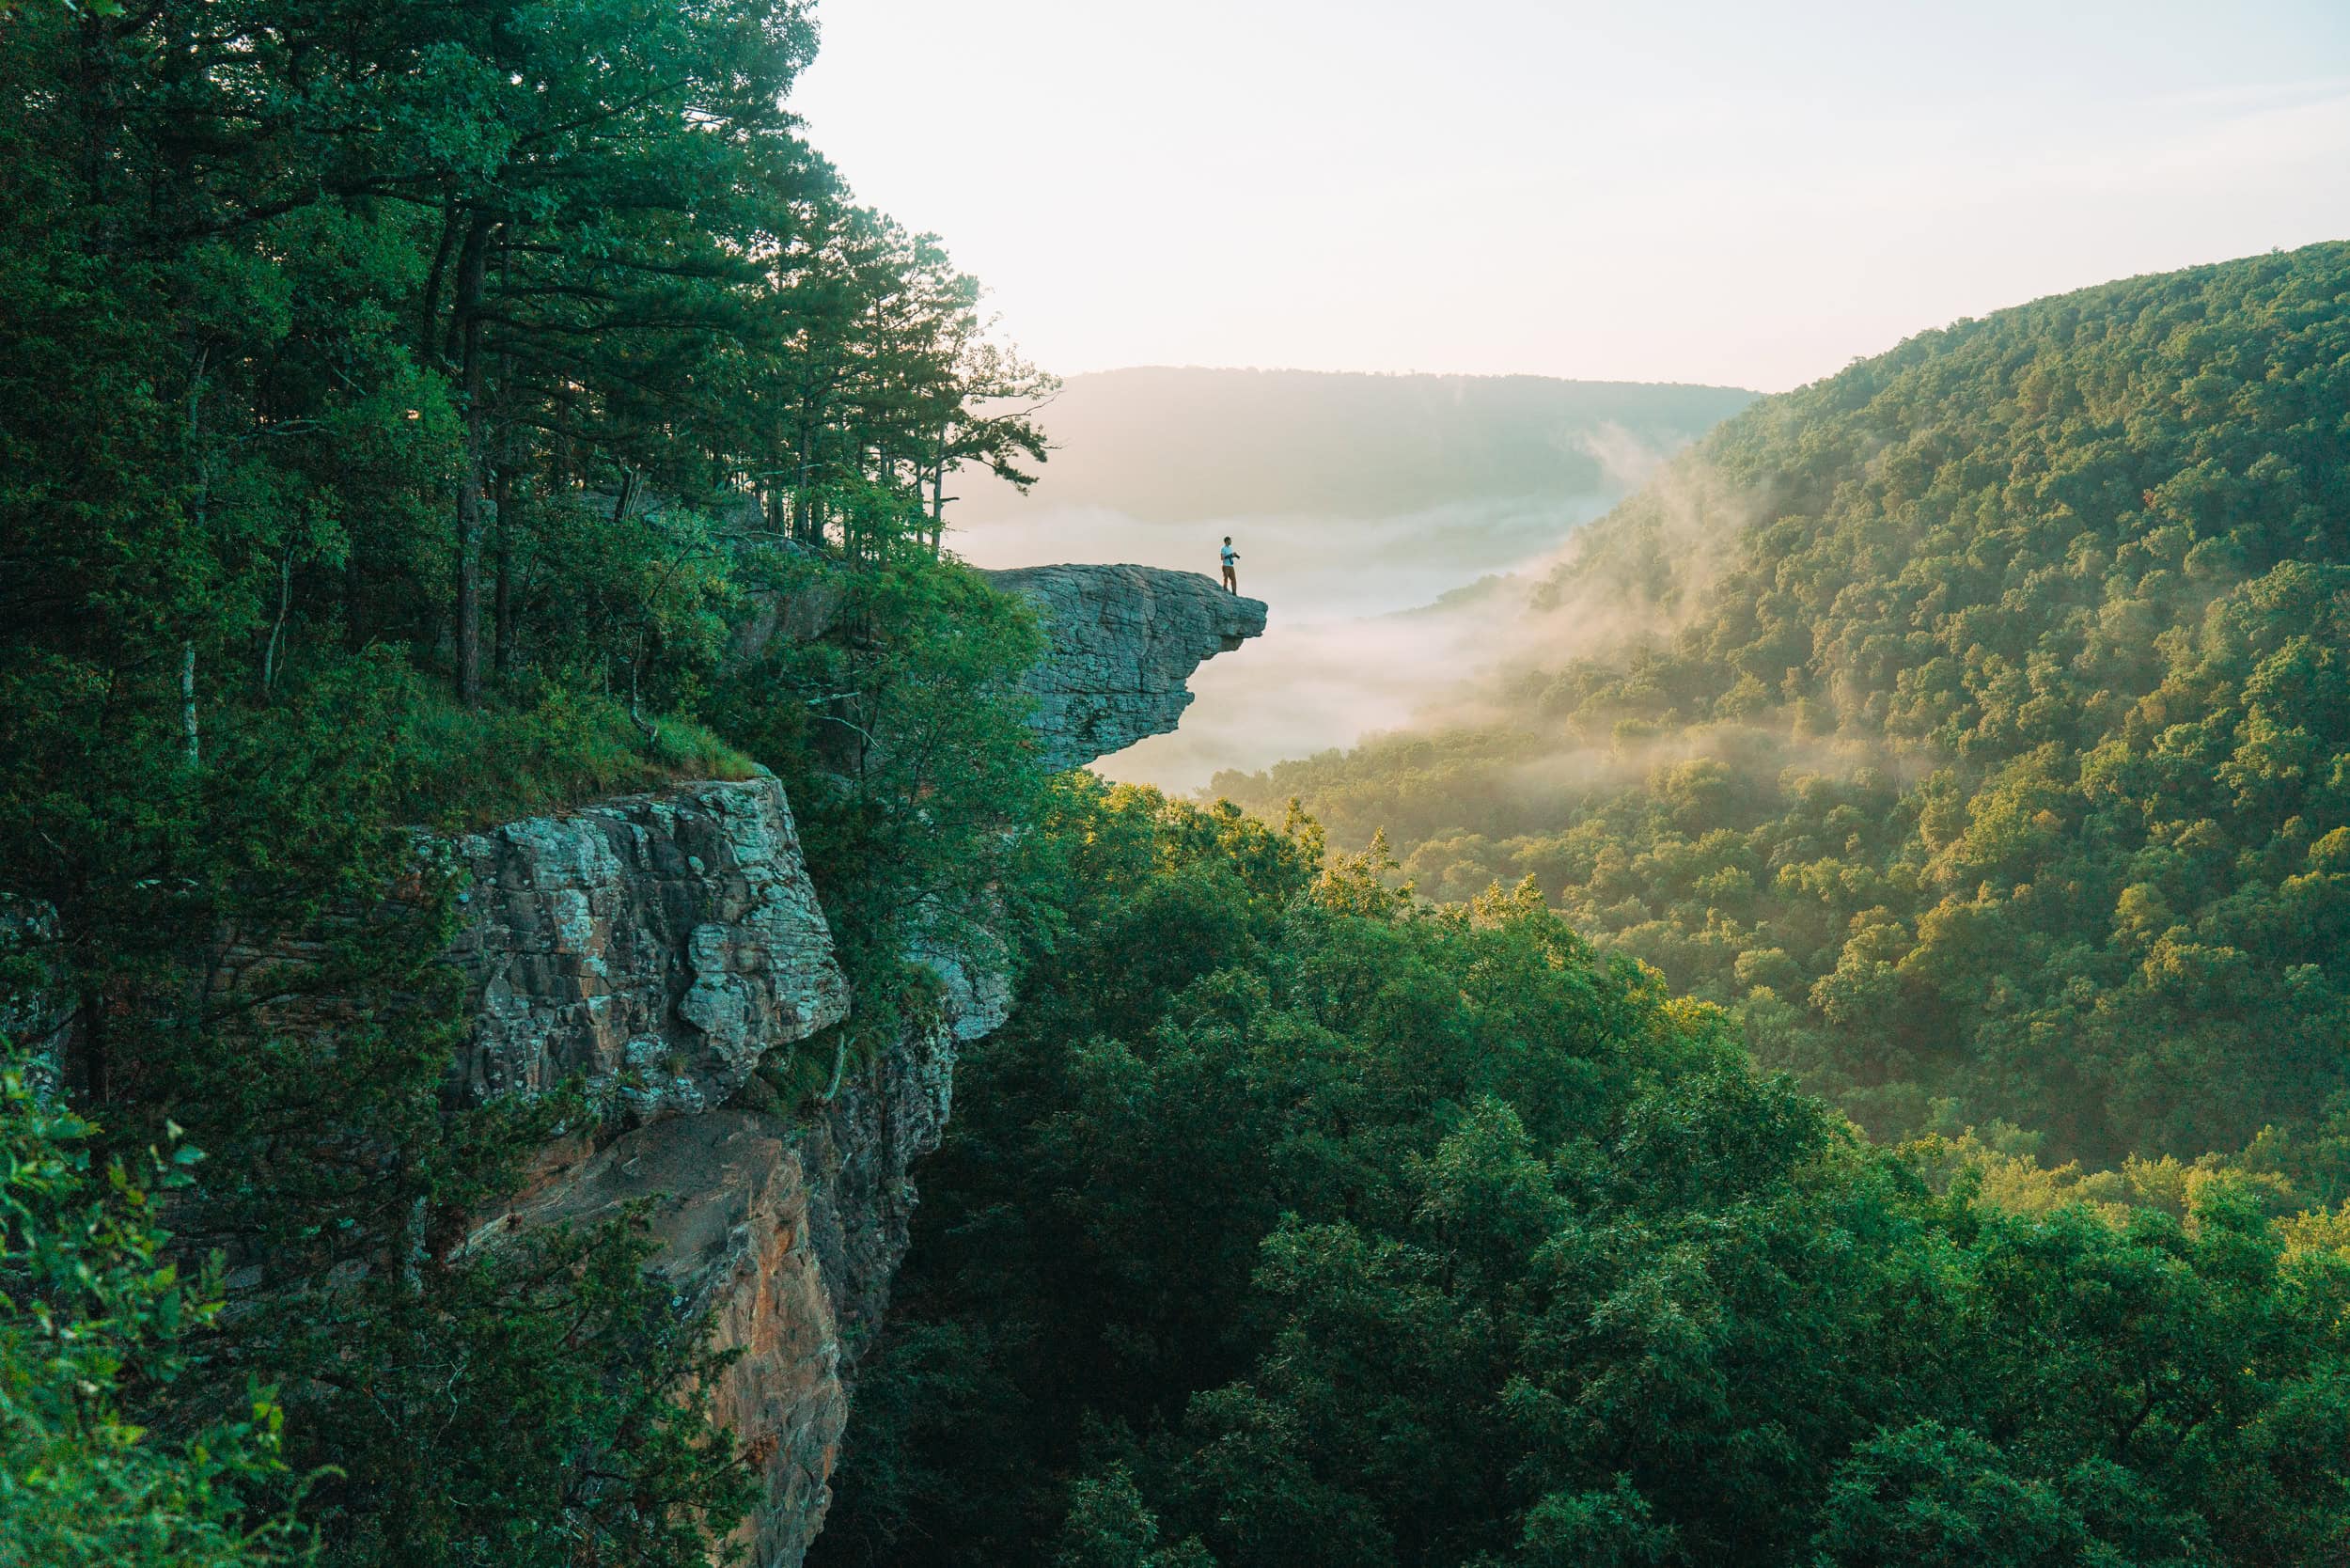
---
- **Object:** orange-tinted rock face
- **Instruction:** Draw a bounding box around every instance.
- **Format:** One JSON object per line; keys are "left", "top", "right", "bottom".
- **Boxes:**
{"left": 435, "top": 774, "right": 969, "bottom": 1565}
{"left": 502, "top": 1111, "right": 847, "bottom": 1564}
{"left": 497, "top": 1003, "right": 960, "bottom": 1567}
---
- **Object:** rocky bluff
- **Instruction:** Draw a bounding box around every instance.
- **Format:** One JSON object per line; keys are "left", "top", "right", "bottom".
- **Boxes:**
{"left": 0, "top": 563, "right": 1266, "bottom": 1564}
{"left": 459, "top": 564, "right": 1264, "bottom": 1567}
{"left": 733, "top": 557, "right": 1269, "bottom": 773}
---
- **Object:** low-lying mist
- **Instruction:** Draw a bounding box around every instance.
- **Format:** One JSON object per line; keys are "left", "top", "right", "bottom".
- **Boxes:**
{"left": 948, "top": 493, "right": 1610, "bottom": 790}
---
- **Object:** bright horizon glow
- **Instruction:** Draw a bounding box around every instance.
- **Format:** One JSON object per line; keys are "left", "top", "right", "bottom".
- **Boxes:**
{"left": 792, "top": 1, "right": 2350, "bottom": 393}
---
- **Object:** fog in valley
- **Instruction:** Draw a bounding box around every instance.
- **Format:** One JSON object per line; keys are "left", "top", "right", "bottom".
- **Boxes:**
{"left": 947, "top": 368, "right": 1753, "bottom": 789}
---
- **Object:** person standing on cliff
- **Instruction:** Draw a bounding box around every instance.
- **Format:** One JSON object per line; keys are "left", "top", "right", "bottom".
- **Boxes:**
{"left": 1220, "top": 536, "right": 1240, "bottom": 593}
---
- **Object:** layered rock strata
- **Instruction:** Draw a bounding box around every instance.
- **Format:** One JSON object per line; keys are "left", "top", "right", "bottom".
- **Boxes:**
{"left": 446, "top": 785, "right": 1006, "bottom": 1564}
{"left": 446, "top": 775, "right": 848, "bottom": 1117}
{"left": 493, "top": 976, "right": 970, "bottom": 1567}
{"left": 436, "top": 570, "right": 1261, "bottom": 1559}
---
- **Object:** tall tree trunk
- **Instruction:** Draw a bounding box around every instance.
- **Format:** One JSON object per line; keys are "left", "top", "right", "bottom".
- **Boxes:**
{"left": 494, "top": 460, "right": 516, "bottom": 682}
{"left": 419, "top": 195, "right": 461, "bottom": 364}
{"left": 182, "top": 352, "right": 209, "bottom": 759}
{"left": 345, "top": 548, "right": 366, "bottom": 650}
{"left": 452, "top": 213, "right": 491, "bottom": 708}
{"left": 930, "top": 423, "right": 950, "bottom": 553}
{"left": 78, "top": 983, "right": 108, "bottom": 1105}
{"left": 261, "top": 552, "right": 290, "bottom": 694}
{"left": 793, "top": 412, "right": 816, "bottom": 546}
{"left": 180, "top": 639, "right": 199, "bottom": 767}
{"left": 493, "top": 275, "right": 518, "bottom": 684}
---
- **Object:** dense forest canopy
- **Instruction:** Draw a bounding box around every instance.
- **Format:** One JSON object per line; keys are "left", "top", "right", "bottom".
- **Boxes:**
{"left": 949, "top": 367, "right": 1755, "bottom": 524}
{"left": 1218, "top": 244, "right": 2350, "bottom": 1171}
{"left": 813, "top": 781, "right": 2350, "bottom": 1568}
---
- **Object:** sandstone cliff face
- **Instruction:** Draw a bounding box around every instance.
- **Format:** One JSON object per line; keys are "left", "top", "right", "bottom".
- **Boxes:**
{"left": 982, "top": 564, "right": 1269, "bottom": 772}
{"left": 439, "top": 769, "right": 967, "bottom": 1567}
{"left": 461, "top": 570, "right": 1265, "bottom": 1561}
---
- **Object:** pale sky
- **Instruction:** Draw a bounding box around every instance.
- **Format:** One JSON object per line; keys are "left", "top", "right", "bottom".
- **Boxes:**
{"left": 791, "top": 1, "right": 2350, "bottom": 393}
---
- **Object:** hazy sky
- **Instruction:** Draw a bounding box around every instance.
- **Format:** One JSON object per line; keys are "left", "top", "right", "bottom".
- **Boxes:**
{"left": 792, "top": 1, "right": 2350, "bottom": 392}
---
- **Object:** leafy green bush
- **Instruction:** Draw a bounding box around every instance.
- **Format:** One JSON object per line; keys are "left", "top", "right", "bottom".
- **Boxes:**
{"left": 0, "top": 1057, "right": 308, "bottom": 1567}
{"left": 705, "top": 544, "right": 1047, "bottom": 1028}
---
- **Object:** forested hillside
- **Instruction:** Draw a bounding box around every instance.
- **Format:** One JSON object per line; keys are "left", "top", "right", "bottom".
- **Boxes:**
{"left": 810, "top": 255, "right": 2350, "bottom": 1566}
{"left": 1217, "top": 245, "right": 2350, "bottom": 1169}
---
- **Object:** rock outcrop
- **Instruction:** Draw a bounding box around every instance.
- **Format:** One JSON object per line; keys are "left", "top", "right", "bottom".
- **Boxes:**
{"left": 442, "top": 772, "right": 968, "bottom": 1568}
{"left": 435, "top": 765, "right": 1032, "bottom": 1566}
{"left": 412, "top": 572, "right": 1261, "bottom": 1560}
{"left": 981, "top": 565, "right": 1267, "bottom": 772}
{"left": 446, "top": 776, "right": 848, "bottom": 1119}
{"left": 731, "top": 561, "right": 1268, "bottom": 775}
{"left": 446, "top": 561, "right": 1267, "bottom": 1560}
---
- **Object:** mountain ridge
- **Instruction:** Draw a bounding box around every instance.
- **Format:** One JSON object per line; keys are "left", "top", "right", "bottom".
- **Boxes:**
{"left": 953, "top": 365, "right": 1758, "bottom": 524}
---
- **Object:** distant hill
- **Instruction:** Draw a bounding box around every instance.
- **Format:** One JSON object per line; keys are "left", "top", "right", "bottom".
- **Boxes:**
{"left": 954, "top": 367, "right": 1756, "bottom": 523}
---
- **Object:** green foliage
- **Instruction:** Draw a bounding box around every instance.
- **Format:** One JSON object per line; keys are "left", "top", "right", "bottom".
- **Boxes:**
{"left": 1215, "top": 243, "right": 2350, "bottom": 1168}
{"left": 252, "top": 1211, "right": 752, "bottom": 1568}
{"left": 707, "top": 544, "right": 1047, "bottom": 1019}
{"left": 0, "top": 1058, "right": 307, "bottom": 1567}
{"left": 812, "top": 786, "right": 2350, "bottom": 1568}
{"left": 390, "top": 684, "right": 755, "bottom": 829}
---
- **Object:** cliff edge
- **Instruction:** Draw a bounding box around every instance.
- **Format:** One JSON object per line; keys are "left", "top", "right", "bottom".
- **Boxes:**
{"left": 7, "top": 557, "right": 1263, "bottom": 1568}
{"left": 464, "top": 563, "right": 1261, "bottom": 1564}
